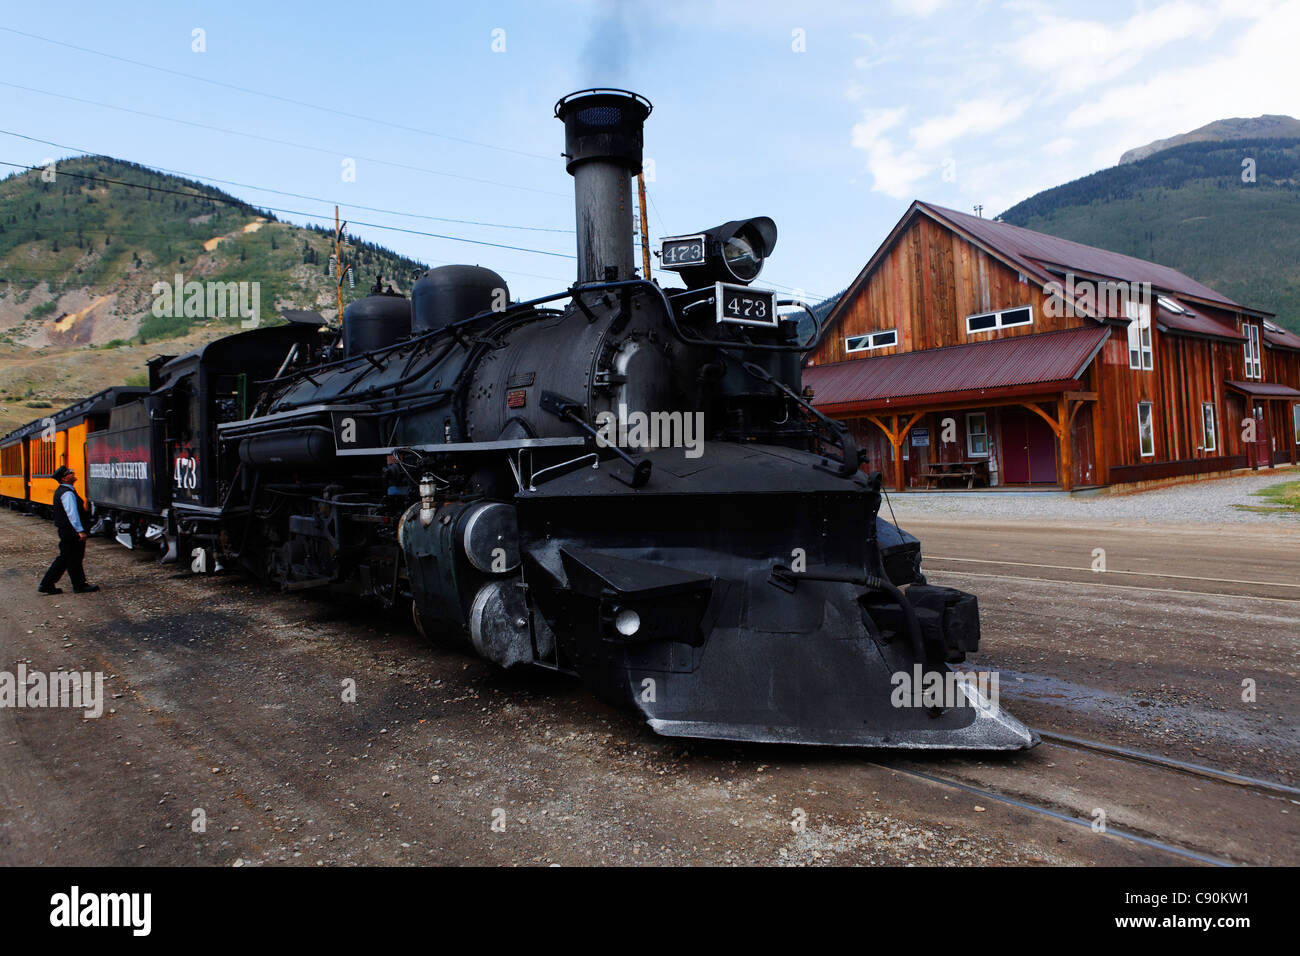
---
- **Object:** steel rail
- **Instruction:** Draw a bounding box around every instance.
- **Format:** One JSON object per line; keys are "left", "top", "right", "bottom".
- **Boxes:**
{"left": 868, "top": 760, "right": 1236, "bottom": 867}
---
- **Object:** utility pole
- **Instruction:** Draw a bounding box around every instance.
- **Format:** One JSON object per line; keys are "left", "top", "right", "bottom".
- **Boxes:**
{"left": 636, "top": 172, "right": 652, "bottom": 280}
{"left": 973, "top": 204, "right": 984, "bottom": 218}
{"left": 331, "top": 205, "right": 355, "bottom": 326}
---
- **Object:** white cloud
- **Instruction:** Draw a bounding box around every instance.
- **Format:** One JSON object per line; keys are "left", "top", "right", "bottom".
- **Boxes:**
{"left": 1012, "top": 0, "right": 1272, "bottom": 96}
{"left": 890, "top": 0, "right": 951, "bottom": 16}
{"left": 1043, "top": 136, "right": 1077, "bottom": 157}
{"left": 848, "top": 0, "right": 1300, "bottom": 205}
{"left": 910, "top": 96, "right": 1031, "bottom": 152}
{"left": 851, "top": 107, "right": 935, "bottom": 198}
{"left": 1064, "top": 1, "right": 1300, "bottom": 142}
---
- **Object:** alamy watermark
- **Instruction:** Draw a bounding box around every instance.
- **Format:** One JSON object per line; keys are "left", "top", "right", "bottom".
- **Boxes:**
{"left": 0, "top": 664, "right": 103, "bottom": 718}
{"left": 151, "top": 274, "right": 260, "bottom": 329}
{"left": 50, "top": 886, "right": 150, "bottom": 936}
{"left": 1044, "top": 272, "right": 1151, "bottom": 319}
{"left": 595, "top": 404, "right": 705, "bottom": 459}
{"left": 890, "top": 665, "right": 1000, "bottom": 714}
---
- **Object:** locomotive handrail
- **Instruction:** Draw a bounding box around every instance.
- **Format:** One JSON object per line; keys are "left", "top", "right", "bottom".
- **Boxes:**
{"left": 719, "top": 348, "right": 861, "bottom": 479}
{"left": 257, "top": 300, "right": 572, "bottom": 389}
{"left": 777, "top": 299, "right": 825, "bottom": 350}
{"left": 770, "top": 563, "right": 927, "bottom": 665}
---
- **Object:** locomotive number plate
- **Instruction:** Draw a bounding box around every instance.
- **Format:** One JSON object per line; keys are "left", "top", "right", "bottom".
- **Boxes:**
{"left": 659, "top": 234, "right": 706, "bottom": 269}
{"left": 715, "top": 283, "right": 778, "bottom": 328}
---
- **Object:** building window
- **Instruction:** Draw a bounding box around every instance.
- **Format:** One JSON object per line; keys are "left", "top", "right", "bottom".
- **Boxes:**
{"left": 1137, "top": 402, "right": 1155, "bottom": 458}
{"left": 965, "top": 306, "right": 1033, "bottom": 334}
{"left": 845, "top": 329, "right": 898, "bottom": 353}
{"left": 1126, "top": 297, "right": 1153, "bottom": 370}
{"left": 1201, "top": 402, "right": 1217, "bottom": 453}
{"left": 1244, "top": 324, "right": 1262, "bottom": 379}
{"left": 966, "top": 412, "right": 989, "bottom": 457}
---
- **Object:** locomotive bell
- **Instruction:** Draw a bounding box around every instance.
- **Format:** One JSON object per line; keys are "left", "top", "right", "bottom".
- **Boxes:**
{"left": 555, "top": 89, "right": 653, "bottom": 285}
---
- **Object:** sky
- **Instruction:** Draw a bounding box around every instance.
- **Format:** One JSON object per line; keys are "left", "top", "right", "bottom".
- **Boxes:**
{"left": 1, "top": 0, "right": 1298, "bottom": 305}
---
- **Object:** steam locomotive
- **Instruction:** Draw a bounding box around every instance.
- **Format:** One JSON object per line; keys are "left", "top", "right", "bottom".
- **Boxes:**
{"left": 4, "top": 90, "right": 1035, "bottom": 749}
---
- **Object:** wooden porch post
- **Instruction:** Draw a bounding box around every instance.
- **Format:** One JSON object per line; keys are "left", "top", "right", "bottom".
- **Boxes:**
{"left": 866, "top": 413, "right": 907, "bottom": 492}
{"left": 892, "top": 416, "right": 906, "bottom": 491}
{"left": 1058, "top": 397, "right": 1073, "bottom": 491}
{"left": 1284, "top": 400, "right": 1294, "bottom": 468}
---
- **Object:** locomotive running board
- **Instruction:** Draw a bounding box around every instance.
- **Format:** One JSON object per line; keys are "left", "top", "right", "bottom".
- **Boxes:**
{"left": 334, "top": 436, "right": 589, "bottom": 456}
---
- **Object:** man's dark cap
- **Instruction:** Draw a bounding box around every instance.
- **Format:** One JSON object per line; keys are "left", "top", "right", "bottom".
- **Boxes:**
{"left": 52, "top": 466, "right": 73, "bottom": 481}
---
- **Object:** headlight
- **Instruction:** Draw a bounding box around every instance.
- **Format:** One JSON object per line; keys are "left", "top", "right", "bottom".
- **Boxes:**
{"left": 614, "top": 608, "right": 641, "bottom": 637}
{"left": 659, "top": 217, "right": 778, "bottom": 288}
{"left": 722, "top": 234, "right": 762, "bottom": 281}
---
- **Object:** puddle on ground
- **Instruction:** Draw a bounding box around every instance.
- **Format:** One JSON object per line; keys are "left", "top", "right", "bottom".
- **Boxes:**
{"left": 998, "top": 669, "right": 1299, "bottom": 754}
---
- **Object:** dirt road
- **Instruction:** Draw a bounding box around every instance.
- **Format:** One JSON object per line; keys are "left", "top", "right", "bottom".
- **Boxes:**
{"left": 1, "top": 508, "right": 1296, "bottom": 866}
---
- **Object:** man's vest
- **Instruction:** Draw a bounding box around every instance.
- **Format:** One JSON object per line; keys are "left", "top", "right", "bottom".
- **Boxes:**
{"left": 53, "top": 483, "right": 88, "bottom": 538}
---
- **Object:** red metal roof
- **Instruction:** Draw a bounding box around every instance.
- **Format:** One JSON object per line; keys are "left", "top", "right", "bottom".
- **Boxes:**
{"left": 921, "top": 203, "right": 1242, "bottom": 310}
{"left": 1156, "top": 298, "right": 1243, "bottom": 341}
{"left": 1225, "top": 380, "right": 1300, "bottom": 398}
{"left": 805, "top": 326, "right": 1109, "bottom": 413}
{"left": 1264, "top": 322, "right": 1300, "bottom": 352}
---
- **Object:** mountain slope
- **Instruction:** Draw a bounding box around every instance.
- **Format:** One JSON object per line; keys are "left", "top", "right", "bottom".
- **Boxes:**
{"left": 1000, "top": 137, "right": 1300, "bottom": 331}
{"left": 1120, "top": 114, "right": 1300, "bottom": 164}
{"left": 0, "top": 156, "right": 430, "bottom": 431}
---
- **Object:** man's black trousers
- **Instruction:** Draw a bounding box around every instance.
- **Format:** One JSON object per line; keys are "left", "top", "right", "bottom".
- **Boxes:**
{"left": 40, "top": 533, "right": 87, "bottom": 591}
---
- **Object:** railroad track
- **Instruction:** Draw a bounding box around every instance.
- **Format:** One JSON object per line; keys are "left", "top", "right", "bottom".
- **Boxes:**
{"left": 868, "top": 759, "right": 1237, "bottom": 867}
{"left": 869, "top": 729, "right": 1298, "bottom": 867}
{"left": 923, "top": 556, "right": 1300, "bottom": 603}
{"left": 1034, "top": 729, "right": 1300, "bottom": 800}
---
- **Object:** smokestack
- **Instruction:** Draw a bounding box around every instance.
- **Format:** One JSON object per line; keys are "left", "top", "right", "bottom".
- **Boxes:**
{"left": 555, "top": 89, "right": 652, "bottom": 285}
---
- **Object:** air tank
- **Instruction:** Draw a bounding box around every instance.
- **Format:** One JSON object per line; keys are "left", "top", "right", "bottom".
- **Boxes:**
{"left": 342, "top": 281, "right": 411, "bottom": 357}
{"left": 410, "top": 265, "right": 509, "bottom": 335}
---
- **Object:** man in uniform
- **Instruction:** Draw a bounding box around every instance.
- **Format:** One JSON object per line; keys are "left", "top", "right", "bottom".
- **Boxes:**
{"left": 38, "top": 465, "right": 100, "bottom": 595}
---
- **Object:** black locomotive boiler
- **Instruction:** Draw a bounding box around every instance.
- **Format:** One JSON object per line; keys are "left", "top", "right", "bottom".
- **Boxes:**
{"left": 85, "top": 90, "right": 1034, "bottom": 749}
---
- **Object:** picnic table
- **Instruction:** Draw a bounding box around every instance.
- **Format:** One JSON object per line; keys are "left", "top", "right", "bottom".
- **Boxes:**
{"left": 920, "top": 459, "right": 989, "bottom": 489}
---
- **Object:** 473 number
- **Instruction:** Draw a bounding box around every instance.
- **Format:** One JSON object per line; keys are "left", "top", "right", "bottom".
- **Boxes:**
{"left": 174, "top": 456, "right": 198, "bottom": 489}
{"left": 725, "top": 295, "right": 768, "bottom": 320}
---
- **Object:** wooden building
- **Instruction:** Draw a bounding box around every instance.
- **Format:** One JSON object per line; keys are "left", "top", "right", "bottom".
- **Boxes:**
{"left": 805, "top": 201, "right": 1300, "bottom": 490}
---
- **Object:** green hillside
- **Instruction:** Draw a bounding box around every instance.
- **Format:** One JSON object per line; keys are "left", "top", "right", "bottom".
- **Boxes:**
{"left": 0, "top": 155, "right": 429, "bottom": 346}
{"left": 0, "top": 155, "right": 434, "bottom": 432}
{"left": 1000, "top": 138, "right": 1300, "bottom": 331}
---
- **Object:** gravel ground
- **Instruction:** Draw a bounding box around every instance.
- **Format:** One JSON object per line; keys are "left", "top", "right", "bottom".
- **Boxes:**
{"left": 886, "top": 468, "right": 1300, "bottom": 524}
{"left": 3, "top": 508, "right": 1295, "bottom": 866}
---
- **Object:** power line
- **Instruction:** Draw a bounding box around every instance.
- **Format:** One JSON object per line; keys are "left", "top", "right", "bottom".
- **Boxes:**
{"left": 0, "top": 160, "right": 576, "bottom": 260}
{"left": 0, "top": 129, "right": 574, "bottom": 234}
{"left": 0, "top": 25, "right": 554, "bottom": 162}
{"left": 0, "top": 218, "right": 572, "bottom": 286}
{"left": 0, "top": 81, "right": 568, "bottom": 198}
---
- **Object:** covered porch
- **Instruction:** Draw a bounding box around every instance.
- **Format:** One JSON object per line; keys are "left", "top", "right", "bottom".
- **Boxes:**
{"left": 1226, "top": 380, "right": 1300, "bottom": 469}
{"left": 842, "top": 393, "right": 1098, "bottom": 491}
{"left": 804, "top": 326, "right": 1108, "bottom": 492}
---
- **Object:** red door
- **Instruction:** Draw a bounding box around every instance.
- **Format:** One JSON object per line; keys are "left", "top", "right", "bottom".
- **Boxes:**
{"left": 1001, "top": 407, "right": 1058, "bottom": 484}
{"left": 1253, "top": 404, "right": 1269, "bottom": 467}
{"left": 1001, "top": 410, "right": 1029, "bottom": 483}
{"left": 1028, "top": 416, "right": 1057, "bottom": 482}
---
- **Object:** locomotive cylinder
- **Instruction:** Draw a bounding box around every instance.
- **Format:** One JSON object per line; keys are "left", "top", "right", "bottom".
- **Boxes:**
{"left": 555, "top": 90, "right": 652, "bottom": 285}
{"left": 237, "top": 429, "right": 334, "bottom": 467}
